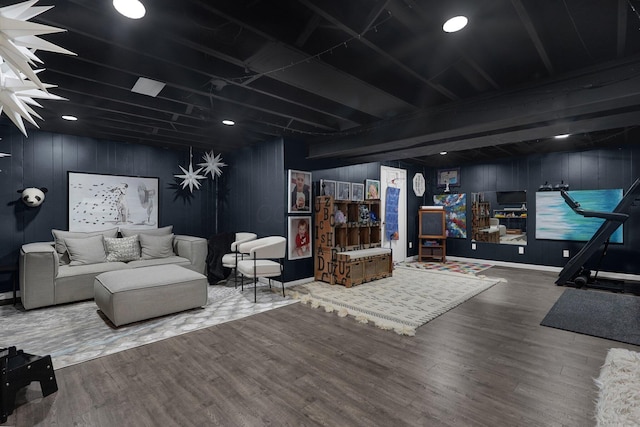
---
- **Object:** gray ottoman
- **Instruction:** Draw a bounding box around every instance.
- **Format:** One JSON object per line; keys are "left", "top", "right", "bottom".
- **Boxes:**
{"left": 94, "top": 264, "right": 208, "bottom": 327}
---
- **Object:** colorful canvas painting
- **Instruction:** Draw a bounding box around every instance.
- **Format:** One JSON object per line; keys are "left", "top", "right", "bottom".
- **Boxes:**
{"left": 433, "top": 193, "right": 467, "bottom": 238}
{"left": 535, "top": 189, "right": 623, "bottom": 243}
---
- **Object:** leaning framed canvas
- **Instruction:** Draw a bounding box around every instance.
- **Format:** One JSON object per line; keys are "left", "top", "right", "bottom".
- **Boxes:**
{"left": 288, "top": 216, "right": 312, "bottom": 260}
{"left": 351, "top": 183, "right": 364, "bottom": 201}
{"left": 68, "top": 171, "right": 159, "bottom": 232}
{"left": 288, "top": 169, "right": 312, "bottom": 213}
{"left": 336, "top": 181, "right": 350, "bottom": 200}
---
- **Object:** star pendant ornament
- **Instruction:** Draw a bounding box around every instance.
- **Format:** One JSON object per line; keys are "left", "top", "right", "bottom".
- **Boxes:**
{"left": 174, "top": 162, "right": 207, "bottom": 193}
{"left": 198, "top": 151, "right": 226, "bottom": 179}
{"left": 0, "top": 0, "right": 76, "bottom": 136}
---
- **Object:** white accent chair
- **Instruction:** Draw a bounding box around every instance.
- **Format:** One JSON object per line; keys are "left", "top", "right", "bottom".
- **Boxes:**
{"left": 489, "top": 218, "right": 507, "bottom": 237}
{"left": 236, "top": 236, "right": 286, "bottom": 303}
{"left": 221, "top": 232, "right": 257, "bottom": 287}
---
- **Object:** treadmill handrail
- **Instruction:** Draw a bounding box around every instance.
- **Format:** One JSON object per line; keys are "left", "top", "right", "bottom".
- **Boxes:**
{"left": 560, "top": 190, "right": 629, "bottom": 222}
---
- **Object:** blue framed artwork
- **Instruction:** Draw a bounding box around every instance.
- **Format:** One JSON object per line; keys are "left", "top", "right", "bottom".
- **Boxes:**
{"left": 433, "top": 193, "right": 467, "bottom": 238}
{"left": 535, "top": 189, "right": 623, "bottom": 243}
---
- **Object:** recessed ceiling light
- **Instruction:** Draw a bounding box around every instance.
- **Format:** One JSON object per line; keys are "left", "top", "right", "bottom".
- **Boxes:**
{"left": 554, "top": 134, "right": 570, "bottom": 139}
{"left": 440, "top": 151, "right": 448, "bottom": 155}
{"left": 62, "top": 115, "right": 78, "bottom": 121}
{"left": 443, "top": 16, "right": 468, "bottom": 33}
{"left": 113, "top": 0, "right": 145, "bottom": 19}
{"left": 222, "top": 120, "right": 235, "bottom": 126}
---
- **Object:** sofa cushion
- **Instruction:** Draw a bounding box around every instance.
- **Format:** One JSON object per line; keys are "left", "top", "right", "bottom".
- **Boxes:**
{"left": 65, "top": 235, "right": 108, "bottom": 266}
{"left": 120, "top": 225, "right": 173, "bottom": 238}
{"left": 105, "top": 235, "right": 141, "bottom": 262}
{"left": 52, "top": 228, "right": 118, "bottom": 265}
{"left": 139, "top": 233, "right": 175, "bottom": 259}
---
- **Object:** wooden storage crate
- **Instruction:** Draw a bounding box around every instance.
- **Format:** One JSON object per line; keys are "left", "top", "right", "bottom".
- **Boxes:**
{"left": 332, "top": 248, "right": 392, "bottom": 287}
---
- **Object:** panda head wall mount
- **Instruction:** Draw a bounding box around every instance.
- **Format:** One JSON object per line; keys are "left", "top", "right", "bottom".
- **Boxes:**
{"left": 18, "top": 187, "right": 48, "bottom": 207}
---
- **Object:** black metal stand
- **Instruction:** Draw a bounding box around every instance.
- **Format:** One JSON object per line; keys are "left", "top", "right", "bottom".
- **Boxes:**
{"left": 1, "top": 346, "right": 58, "bottom": 423}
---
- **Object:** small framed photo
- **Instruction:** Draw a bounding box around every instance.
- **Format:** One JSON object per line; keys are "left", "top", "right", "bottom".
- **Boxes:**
{"left": 288, "top": 216, "right": 312, "bottom": 260}
{"left": 288, "top": 169, "right": 312, "bottom": 213}
{"left": 351, "top": 183, "right": 364, "bottom": 201}
{"left": 320, "top": 179, "right": 336, "bottom": 199}
{"left": 365, "top": 179, "right": 380, "bottom": 199}
{"left": 336, "top": 181, "right": 350, "bottom": 200}
{"left": 437, "top": 167, "right": 460, "bottom": 188}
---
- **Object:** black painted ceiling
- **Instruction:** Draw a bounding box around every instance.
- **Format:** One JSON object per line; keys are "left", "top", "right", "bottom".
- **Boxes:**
{"left": 8, "top": 0, "right": 640, "bottom": 166}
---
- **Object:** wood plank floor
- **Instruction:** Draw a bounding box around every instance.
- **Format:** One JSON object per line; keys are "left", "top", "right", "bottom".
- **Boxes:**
{"left": 5, "top": 266, "right": 639, "bottom": 426}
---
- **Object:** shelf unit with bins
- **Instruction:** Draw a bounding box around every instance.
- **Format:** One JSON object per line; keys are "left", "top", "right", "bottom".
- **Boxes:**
{"left": 472, "top": 201, "right": 491, "bottom": 241}
{"left": 314, "top": 196, "right": 382, "bottom": 283}
{"left": 493, "top": 208, "right": 527, "bottom": 233}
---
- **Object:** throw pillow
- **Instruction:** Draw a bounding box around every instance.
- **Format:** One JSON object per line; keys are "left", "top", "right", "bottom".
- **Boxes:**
{"left": 120, "top": 225, "right": 173, "bottom": 238}
{"left": 139, "top": 233, "right": 175, "bottom": 259}
{"left": 104, "top": 235, "right": 141, "bottom": 262}
{"left": 52, "top": 228, "right": 118, "bottom": 265}
{"left": 64, "top": 235, "right": 107, "bottom": 266}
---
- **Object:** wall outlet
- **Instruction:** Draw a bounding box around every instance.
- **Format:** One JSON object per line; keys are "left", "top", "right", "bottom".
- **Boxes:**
{"left": 408, "top": 241, "right": 412, "bottom": 249}
{"left": 472, "top": 243, "right": 477, "bottom": 250}
{"left": 518, "top": 246, "right": 525, "bottom": 255}
{"left": 563, "top": 249, "right": 570, "bottom": 258}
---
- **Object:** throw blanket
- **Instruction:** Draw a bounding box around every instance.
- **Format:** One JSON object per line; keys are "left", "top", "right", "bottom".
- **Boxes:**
{"left": 206, "top": 232, "right": 236, "bottom": 284}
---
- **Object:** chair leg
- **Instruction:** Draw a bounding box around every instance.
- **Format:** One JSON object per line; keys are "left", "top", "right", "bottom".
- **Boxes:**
{"left": 254, "top": 277, "right": 257, "bottom": 303}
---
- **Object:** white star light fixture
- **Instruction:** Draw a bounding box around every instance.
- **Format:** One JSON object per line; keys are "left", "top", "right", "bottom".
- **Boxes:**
{"left": 198, "top": 151, "right": 226, "bottom": 179}
{"left": 0, "top": 0, "right": 75, "bottom": 136}
{"left": 175, "top": 147, "right": 207, "bottom": 193}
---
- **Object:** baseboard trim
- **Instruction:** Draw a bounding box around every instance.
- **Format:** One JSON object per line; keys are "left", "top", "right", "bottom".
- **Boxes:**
{"left": 416, "top": 255, "right": 640, "bottom": 283}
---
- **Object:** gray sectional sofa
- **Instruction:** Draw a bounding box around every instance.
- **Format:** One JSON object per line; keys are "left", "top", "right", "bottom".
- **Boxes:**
{"left": 19, "top": 226, "right": 207, "bottom": 310}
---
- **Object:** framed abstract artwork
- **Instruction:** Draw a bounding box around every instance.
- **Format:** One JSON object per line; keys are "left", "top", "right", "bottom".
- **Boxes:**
{"left": 433, "top": 193, "right": 467, "bottom": 238}
{"left": 535, "top": 189, "right": 623, "bottom": 243}
{"left": 288, "top": 169, "right": 312, "bottom": 213}
{"left": 68, "top": 171, "right": 159, "bottom": 232}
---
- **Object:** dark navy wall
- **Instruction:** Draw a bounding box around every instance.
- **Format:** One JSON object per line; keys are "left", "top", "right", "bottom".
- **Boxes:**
{"left": 443, "top": 146, "right": 640, "bottom": 275}
{"left": 0, "top": 125, "right": 217, "bottom": 293}
{"left": 5, "top": 123, "right": 639, "bottom": 293}
{"left": 312, "top": 160, "right": 425, "bottom": 259}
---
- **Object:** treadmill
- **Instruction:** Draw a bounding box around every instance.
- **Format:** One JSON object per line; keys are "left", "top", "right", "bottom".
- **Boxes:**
{"left": 556, "top": 177, "right": 640, "bottom": 293}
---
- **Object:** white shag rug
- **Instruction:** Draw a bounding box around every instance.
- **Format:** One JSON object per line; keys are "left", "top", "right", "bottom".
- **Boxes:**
{"left": 288, "top": 266, "right": 504, "bottom": 336}
{"left": 595, "top": 348, "right": 640, "bottom": 426}
{"left": 1, "top": 284, "right": 296, "bottom": 369}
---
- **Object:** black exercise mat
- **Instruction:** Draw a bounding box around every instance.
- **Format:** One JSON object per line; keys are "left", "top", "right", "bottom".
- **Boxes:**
{"left": 541, "top": 288, "right": 640, "bottom": 345}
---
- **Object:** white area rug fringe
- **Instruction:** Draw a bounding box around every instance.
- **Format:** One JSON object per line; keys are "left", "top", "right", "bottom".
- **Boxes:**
{"left": 289, "top": 266, "right": 504, "bottom": 336}
{"left": 595, "top": 348, "right": 640, "bottom": 426}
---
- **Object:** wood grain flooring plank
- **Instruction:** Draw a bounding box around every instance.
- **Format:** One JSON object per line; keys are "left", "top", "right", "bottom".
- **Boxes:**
{"left": 6, "top": 265, "right": 640, "bottom": 426}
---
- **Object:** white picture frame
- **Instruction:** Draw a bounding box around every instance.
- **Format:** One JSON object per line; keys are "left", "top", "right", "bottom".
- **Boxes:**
{"left": 288, "top": 216, "right": 312, "bottom": 259}
{"left": 288, "top": 169, "right": 312, "bottom": 213}
{"left": 68, "top": 171, "right": 159, "bottom": 232}
{"left": 336, "top": 181, "right": 350, "bottom": 200}
{"left": 351, "top": 183, "right": 364, "bottom": 201}
{"left": 321, "top": 179, "right": 336, "bottom": 199}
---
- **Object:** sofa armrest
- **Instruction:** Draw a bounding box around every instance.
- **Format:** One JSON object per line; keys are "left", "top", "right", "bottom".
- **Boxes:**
{"left": 19, "top": 242, "right": 58, "bottom": 310}
{"left": 173, "top": 235, "right": 207, "bottom": 275}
